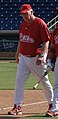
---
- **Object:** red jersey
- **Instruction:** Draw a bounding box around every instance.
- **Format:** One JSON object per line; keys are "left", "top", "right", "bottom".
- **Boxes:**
{"left": 51, "top": 25, "right": 58, "bottom": 57}
{"left": 19, "top": 17, "right": 50, "bottom": 56}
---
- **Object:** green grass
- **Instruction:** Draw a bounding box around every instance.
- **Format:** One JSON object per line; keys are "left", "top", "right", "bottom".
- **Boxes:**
{"left": 0, "top": 61, "right": 54, "bottom": 90}
{"left": 20, "top": 114, "right": 58, "bottom": 119}
{"left": 0, "top": 61, "right": 17, "bottom": 89}
{"left": 0, "top": 61, "right": 55, "bottom": 119}
{"left": 15, "top": 114, "right": 58, "bottom": 119}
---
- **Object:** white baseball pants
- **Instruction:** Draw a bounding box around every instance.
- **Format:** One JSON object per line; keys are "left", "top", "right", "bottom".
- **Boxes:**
{"left": 14, "top": 55, "right": 53, "bottom": 107}
{"left": 51, "top": 57, "right": 58, "bottom": 112}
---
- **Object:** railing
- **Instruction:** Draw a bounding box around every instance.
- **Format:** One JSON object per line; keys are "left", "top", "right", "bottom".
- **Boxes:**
{"left": 47, "top": 15, "right": 58, "bottom": 32}
{"left": 49, "top": 21, "right": 58, "bottom": 30}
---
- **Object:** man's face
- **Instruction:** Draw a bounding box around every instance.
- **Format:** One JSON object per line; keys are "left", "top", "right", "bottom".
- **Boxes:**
{"left": 21, "top": 11, "right": 32, "bottom": 21}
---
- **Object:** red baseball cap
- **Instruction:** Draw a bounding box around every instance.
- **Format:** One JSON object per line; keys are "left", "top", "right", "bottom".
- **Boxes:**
{"left": 20, "top": 4, "right": 32, "bottom": 13}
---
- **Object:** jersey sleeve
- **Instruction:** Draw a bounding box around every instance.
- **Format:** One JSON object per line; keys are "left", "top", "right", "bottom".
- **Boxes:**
{"left": 37, "top": 19, "right": 51, "bottom": 43}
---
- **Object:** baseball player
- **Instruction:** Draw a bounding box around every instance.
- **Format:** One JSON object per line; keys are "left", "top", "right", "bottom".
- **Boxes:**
{"left": 8, "top": 4, "right": 53, "bottom": 115}
{"left": 46, "top": 24, "right": 58, "bottom": 117}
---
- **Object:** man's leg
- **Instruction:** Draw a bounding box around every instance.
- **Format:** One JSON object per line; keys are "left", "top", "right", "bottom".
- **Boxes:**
{"left": 8, "top": 55, "right": 30, "bottom": 115}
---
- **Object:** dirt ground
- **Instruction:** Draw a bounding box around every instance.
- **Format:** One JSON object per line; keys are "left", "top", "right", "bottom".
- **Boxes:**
{"left": 0, "top": 90, "right": 49, "bottom": 118}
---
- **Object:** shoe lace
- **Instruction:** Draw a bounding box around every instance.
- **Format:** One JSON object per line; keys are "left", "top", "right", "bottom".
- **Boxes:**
{"left": 12, "top": 105, "right": 21, "bottom": 111}
{"left": 18, "top": 106, "right": 21, "bottom": 109}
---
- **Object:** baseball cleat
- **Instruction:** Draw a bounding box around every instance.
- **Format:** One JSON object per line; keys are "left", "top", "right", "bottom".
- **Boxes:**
{"left": 8, "top": 104, "right": 22, "bottom": 115}
{"left": 48, "top": 104, "right": 52, "bottom": 111}
{"left": 46, "top": 103, "right": 52, "bottom": 117}
{"left": 46, "top": 111, "right": 58, "bottom": 117}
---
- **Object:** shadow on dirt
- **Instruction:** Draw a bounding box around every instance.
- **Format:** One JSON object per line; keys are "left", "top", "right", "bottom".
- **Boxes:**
{"left": 0, "top": 116, "right": 19, "bottom": 119}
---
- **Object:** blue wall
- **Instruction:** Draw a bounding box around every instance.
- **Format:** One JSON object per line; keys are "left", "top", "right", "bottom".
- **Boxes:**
{"left": 0, "top": 0, "right": 58, "bottom": 30}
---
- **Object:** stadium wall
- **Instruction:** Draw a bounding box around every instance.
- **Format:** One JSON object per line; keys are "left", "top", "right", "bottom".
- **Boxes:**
{"left": 0, "top": 30, "right": 19, "bottom": 60}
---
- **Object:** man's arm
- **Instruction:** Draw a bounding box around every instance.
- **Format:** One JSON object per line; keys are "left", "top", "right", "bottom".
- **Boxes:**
{"left": 47, "top": 44, "right": 55, "bottom": 71}
{"left": 15, "top": 41, "right": 21, "bottom": 64}
{"left": 36, "top": 41, "right": 49, "bottom": 65}
{"left": 41, "top": 41, "right": 49, "bottom": 55}
{"left": 48, "top": 44, "right": 55, "bottom": 59}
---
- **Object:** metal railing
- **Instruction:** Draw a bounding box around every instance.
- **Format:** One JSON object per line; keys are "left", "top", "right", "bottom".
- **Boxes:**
{"left": 47, "top": 15, "right": 58, "bottom": 32}
{"left": 49, "top": 21, "right": 58, "bottom": 30}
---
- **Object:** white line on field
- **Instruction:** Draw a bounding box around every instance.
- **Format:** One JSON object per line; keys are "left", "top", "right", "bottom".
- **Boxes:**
{"left": 0, "top": 100, "right": 47, "bottom": 111}
{"left": 23, "top": 100, "right": 47, "bottom": 106}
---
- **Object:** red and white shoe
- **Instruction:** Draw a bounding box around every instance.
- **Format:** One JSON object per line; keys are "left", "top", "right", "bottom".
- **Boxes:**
{"left": 8, "top": 104, "right": 22, "bottom": 115}
{"left": 46, "top": 103, "right": 52, "bottom": 117}
{"left": 48, "top": 104, "right": 52, "bottom": 111}
{"left": 46, "top": 111, "right": 58, "bottom": 117}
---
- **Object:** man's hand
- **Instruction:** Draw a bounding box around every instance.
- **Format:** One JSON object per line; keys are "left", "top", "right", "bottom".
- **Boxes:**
{"left": 15, "top": 53, "right": 21, "bottom": 64}
{"left": 15, "top": 54, "right": 19, "bottom": 64}
{"left": 15, "top": 41, "right": 21, "bottom": 64}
